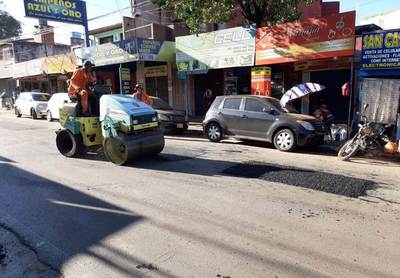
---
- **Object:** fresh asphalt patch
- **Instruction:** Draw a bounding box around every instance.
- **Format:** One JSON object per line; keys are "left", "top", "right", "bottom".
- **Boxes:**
{"left": 0, "top": 244, "right": 6, "bottom": 266}
{"left": 221, "top": 161, "right": 376, "bottom": 198}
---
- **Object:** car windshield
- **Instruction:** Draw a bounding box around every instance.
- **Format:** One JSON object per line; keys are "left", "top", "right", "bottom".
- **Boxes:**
{"left": 32, "top": 94, "right": 50, "bottom": 101}
{"left": 152, "top": 98, "right": 173, "bottom": 110}
{"left": 266, "top": 98, "right": 289, "bottom": 113}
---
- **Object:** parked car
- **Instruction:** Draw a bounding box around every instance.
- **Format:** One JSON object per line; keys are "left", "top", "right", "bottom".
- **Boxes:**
{"left": 46, "top": 93, "right": 70, "bottom": 121}
{"left": 151, "top": 96, "right": 188, "bottom": 134}
{"left": 14, "top": 92, "right": 50, "bottom": 119}
{"left": 203, "top": 95, "right": 327, "bottom": 152}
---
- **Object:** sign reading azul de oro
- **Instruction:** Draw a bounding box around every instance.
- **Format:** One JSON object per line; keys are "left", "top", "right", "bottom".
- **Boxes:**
{"left": 361, "top": 30, "right": 400, "bottom": 70}
{"left": 24, "top": 0, "right": 86, "bottom": 25}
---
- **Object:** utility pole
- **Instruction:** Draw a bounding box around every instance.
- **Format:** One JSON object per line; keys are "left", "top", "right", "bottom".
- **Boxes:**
{"left": 37, "top": 20, "right": 53, "bottom": 94}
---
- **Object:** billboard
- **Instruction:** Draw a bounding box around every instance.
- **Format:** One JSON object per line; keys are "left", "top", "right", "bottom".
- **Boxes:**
{"left": 256, "top": 11, "right": 356, "bottom": 65}
{"left": 24, "top": 0, "right": 86, "bottom": 25}
{"left": 361, "top": 30, "right": 400, "bottom": 70}
{"left": 176, "top": 25, "right": 256, "bottom": 72}
{"left": 80, "top": 38, "right": 175, "bottom": 66}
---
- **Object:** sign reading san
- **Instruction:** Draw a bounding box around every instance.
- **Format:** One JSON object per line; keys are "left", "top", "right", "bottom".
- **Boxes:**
{"left": 24, "top": 0, "right": 86, "bottom": 25}
{"left": 361, "top": 30, "right": 400, "bottom": 70}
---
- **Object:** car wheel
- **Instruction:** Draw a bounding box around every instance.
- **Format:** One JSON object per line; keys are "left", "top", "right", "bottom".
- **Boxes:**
{"left": 46, "top": 111, "right": 53, "bottom": 122}
{"left": 206, "top": 122, "right": 222, "bottom": 142}
{"left": 15, "top": 107, "right": 21, "bottom": 118}
{"left": 273, "top": 129, "right": 296, "bottom": 152}
{"left": 31, "top": 108, "right": 37, "bottom": 119}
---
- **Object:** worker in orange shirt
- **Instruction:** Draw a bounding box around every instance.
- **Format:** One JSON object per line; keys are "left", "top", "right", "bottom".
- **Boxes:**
{"left": 68, "top": 60, "right": 97, "bottom": 114}
{"left": 132, "top": 84, "right": 153, "bottom": 106}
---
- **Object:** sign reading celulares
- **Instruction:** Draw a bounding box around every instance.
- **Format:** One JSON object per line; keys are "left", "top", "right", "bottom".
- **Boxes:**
{"left": 24, "top": 0, "right": 86, "bottom": 25}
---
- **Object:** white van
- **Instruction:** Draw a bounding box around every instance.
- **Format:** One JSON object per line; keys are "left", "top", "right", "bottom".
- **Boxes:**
{"left": 15, "top": 92, "right": 50, "bottom": 119}
{"left": 46, "top": 93, "right": 70, "bottom": 121}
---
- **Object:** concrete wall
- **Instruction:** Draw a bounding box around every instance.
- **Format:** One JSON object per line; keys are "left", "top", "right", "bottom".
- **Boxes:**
{"left": 13, "top": 42, "right": 70, "bottom": 63}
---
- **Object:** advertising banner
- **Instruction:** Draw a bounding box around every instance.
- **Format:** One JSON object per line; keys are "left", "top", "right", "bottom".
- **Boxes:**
{"left": 24, "top": 0, "right": 86, "bottom": 25}
{"left": 361, "top": 30, "right": 400, "bottom": 70}
{"left": 80, "top": 38, "right": 175, "bottom": 67}
{"left": 12, "top": 53, "right": 77, "bottom": 78}
{"left": 176, "top": 25, "right": 256, "bottom": 72}
{"left": 251, "top": 67, "right": 271, "bottom": 96}
{"left": 256, "top": 11, "right": 355, "bottom": 65}
{"left": 119, "top": 68, "right": 131, "bottom": 94}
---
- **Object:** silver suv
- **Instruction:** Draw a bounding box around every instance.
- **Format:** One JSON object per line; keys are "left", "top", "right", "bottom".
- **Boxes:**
{"left": 203, "top": 95, "right": 327, "bottom": 152}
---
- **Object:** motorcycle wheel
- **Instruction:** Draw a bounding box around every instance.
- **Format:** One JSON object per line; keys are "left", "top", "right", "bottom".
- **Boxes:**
{"left": 338, "top": 139, "right": 360, "bottom": 161}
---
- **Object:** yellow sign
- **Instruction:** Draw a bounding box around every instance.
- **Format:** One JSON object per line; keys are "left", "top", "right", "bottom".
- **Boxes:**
{"left": 120, "top": 68, "right": 131, "bottom": 81}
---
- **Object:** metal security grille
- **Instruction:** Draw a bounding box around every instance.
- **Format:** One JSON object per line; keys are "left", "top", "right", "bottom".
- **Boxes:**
{"left": 362, "top": 78, "right": 400, "bottom": 124}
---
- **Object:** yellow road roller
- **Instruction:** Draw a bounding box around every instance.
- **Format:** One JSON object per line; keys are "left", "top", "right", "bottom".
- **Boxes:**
{"left": 55, "top": 90, "right": 165, "bottom": 165}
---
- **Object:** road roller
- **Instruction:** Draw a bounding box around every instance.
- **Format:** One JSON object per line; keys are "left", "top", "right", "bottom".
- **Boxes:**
{"left": 55, "top": 89, "right": 165, "bottom": 165}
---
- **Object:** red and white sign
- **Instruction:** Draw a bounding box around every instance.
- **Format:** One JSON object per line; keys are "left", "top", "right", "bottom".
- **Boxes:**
{"left": 256, "top": 11, "right": 356, "bottom": 65}
{"left": 251, "top": 67, "right": 271, "bottom": 96}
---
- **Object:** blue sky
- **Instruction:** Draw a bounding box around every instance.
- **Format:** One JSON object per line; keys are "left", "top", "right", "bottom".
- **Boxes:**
{"left": 331, "top": 0, "right": 400, "bottom": 22}
{"left": 3, "top": 0, "right": 400, "bottom": 44}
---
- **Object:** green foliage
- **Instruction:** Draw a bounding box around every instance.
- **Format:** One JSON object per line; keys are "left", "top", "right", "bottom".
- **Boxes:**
{"left": 152, "top": 0, "right": 235, "bottom": 34}
{"left": 237, "top": 0, "right": 313, "bottom": 27}
{"left": 0, "top": 11, "right": 22, "bottom": 40}
{"left": 152, "top": 0, "right": 313, "bottom": 33}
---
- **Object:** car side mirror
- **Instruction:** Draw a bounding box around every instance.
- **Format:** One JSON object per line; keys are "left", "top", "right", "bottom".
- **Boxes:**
{"left": 64, "top": 100, "right": 68, "bottom": 103}
{"left": 29, "top": 99, "right": 32, "bottom": 102}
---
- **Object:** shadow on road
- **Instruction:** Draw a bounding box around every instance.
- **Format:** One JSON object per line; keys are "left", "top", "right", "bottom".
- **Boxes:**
{"left": 0, "top": 158, "right": 177, "bottom": 277}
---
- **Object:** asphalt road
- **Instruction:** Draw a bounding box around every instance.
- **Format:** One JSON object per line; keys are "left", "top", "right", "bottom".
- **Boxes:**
{"left": 0, "top": 111, "right": 400, "bottom": 278}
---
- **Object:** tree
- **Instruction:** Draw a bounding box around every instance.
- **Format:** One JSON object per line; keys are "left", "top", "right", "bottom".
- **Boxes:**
{"left": 0, "top": 11, "right": 22, "bottom": 40}
{"left": 151, "top": 0, "right": 312, "bottom": 34}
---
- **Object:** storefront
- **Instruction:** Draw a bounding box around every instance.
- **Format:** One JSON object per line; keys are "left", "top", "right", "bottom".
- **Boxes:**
{"left": 12, "top": 53, "right": 77, "bottom": 94}
{"left": 255, "top": 11, "right": 356, "bottom": 123}
{"left": 176, "top": 25, "right": 256, "bottom": 116}
{"left": 359, "top": 29, "right": 400, "bottom": 151}
{"left": 77, "top": 37, "right": 176, "bottom": 105}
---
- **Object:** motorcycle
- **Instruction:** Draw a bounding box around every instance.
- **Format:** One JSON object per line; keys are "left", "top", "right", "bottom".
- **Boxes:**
{"left": 338, "top": 104, "right": 390, "bottom": 161}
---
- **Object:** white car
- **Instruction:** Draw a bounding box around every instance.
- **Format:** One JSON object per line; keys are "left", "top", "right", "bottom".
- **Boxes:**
{"left": 15, "top": 92, "right": 50, "bottom": 119}
{"left": 46, "top": 93, "right": 70, "bottom": 121}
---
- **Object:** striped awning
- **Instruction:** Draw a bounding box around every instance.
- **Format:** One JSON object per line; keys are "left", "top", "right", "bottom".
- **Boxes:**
{"left": 280, "top": 83, "right": 326, "bottom": 107}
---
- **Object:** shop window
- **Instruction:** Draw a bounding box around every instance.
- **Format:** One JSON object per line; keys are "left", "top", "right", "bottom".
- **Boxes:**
{"left": 99, "top": 36, "right": 114, "bottom": 44}
{"left": 245, "top": 99, "right": 266, "bottom": 113}
{"left": 223, "top": 98, "right": 241, "bottom": 110}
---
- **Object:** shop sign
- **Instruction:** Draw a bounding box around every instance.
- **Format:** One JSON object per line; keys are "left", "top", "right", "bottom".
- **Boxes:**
{"left": 145, "top": 66, "right": 168, "bottom": 77}
{"left": 256, "top": 11, "right": 355, "bottom": 65}
{"left": 80, "top": 38, "right": 175, "bottom": 67}
{"left": 176, "top": 25, "right": 256, "bottom": 72}
{"left": 224, "top": 76, "right": 238, "bottom": 95}
{"left": 119, "top": 68, "right": 131, "bottom": 94}
{"left": 361, "top": 30, "right": 400, "bottom": 70}
{"left": 251, "top": 66, "right": 271, "bottom": 96}
{"left": 24, "top": 0, "right": 86, "bottom": 25}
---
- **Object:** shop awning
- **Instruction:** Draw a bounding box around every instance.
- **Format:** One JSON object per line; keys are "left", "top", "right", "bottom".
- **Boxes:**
{"left": 12, "top": 53, "right": 78, "bottom": 79}
{"left": 76, "top": 38, "right": 175, "bottom": 67}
